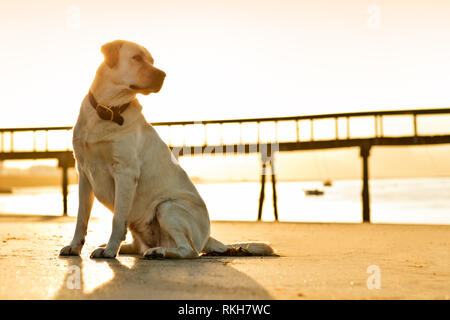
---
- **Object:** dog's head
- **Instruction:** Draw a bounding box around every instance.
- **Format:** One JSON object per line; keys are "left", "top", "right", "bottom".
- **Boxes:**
{"left": 100, "top": 40, "right": 166, "bottom": 95}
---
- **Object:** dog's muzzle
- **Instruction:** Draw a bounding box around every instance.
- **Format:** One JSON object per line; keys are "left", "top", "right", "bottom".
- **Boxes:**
{"left": 130, "top": 68, "right": 166, "bottom": 92}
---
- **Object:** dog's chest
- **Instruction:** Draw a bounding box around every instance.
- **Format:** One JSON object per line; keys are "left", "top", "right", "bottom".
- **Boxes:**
{"left": 73, "top": 134, "right": 113, "bottom": 166}
{"left": 73, "top": 130, "right": 117, "bottom": 208}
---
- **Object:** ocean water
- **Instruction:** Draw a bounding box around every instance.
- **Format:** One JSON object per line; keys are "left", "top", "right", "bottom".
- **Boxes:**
{"left": 0, "top": 178, "right": 449, "bottom": 225}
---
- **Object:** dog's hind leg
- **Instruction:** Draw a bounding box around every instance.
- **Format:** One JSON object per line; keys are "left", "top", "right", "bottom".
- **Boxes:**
{"left": 202, "top": 236, "right": 228, "bottom": 254}
{"left": 202, "top": 236, "right": 274, "bottom": 256}
{"left": 118, "top": 242, "right": 138, "bottom": 254}
{"left": 97, "top": 241, "right": 138, "bottom": 254}
{"left": 118, "top": 231, "right": 146, "bottom": 255}
{"left": 143, "top": 200, "right": 208, "bottom": 259}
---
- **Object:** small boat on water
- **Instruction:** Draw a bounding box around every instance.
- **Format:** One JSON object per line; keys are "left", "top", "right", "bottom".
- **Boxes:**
{"left": 304, "top": 189, "right": 325, "bottom": 196}
{"left": 323, "top": 180, "right": 333, "bottom": 187}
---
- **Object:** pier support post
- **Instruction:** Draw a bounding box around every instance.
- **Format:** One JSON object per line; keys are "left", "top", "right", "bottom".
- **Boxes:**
{"left": 61, "top": 165, "right": 69, "bottom": 216}
{"left": 58, "top": 154, "right": 74, "bottom": 216}
{"left": 257, "top": 148, "right": 279, "bottom": 221}
{"left": 270, "top": 156, "right": 278, "bottom": 221}
{"left": 360, "top": 145, "right": 371, "bottom": 223}
{"left": 257, "top": 161, "right": 267, "bottom": 221}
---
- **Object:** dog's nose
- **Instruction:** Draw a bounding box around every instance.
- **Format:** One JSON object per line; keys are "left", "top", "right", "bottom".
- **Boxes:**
{"left": 152, "top": 67, "right": 166, "bottom": 79}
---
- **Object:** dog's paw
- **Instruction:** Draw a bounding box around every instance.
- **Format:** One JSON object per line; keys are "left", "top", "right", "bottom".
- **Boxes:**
{"left": 90, "top": 247, "right": 116, "bottom": 259}
{"left": 59, "top": 245, "right": 81, "bottom": 256}
{"left": 144, "top": 247, "right": 166, "bottom": 259}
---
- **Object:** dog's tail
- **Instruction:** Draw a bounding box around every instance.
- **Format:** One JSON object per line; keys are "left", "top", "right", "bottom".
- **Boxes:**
{"left": 202, "top": 236, "right": 275, "bottom": 256}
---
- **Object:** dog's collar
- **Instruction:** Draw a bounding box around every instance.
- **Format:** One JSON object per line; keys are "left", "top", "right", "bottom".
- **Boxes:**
{"left": 88, "top": 91, "right": 131, "bottom": 126}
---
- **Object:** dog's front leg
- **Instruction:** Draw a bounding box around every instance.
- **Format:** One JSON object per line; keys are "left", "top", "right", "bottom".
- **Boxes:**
{"left": 90, "top": 172, "right": 137, "bottom": 259}
{"left": 60, "top": 171, "right": 94, "bottom": 256}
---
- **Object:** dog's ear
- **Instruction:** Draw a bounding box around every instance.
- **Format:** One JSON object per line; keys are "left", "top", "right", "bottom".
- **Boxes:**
{"left": 101, "top": 40, "right": 123, "bottom": 68}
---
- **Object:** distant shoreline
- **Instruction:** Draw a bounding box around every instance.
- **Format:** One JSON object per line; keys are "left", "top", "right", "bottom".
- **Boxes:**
{"left": 0, "top": 173, "right": 78, "bottom": 188}
{"left": 1, "top": 174, "right": 450, "bottom": 189}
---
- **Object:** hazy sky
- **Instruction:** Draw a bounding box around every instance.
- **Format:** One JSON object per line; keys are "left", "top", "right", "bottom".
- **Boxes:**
{"left": 1, "top": 0, "right": 450, "bottom": 128}
{"left": 1, "top": 0, "right": 450, "bottom": 178}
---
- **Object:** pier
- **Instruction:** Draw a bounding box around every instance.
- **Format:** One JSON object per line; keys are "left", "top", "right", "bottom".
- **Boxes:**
{"left": 1, "top": 108, "right": 450, "bottom": 222}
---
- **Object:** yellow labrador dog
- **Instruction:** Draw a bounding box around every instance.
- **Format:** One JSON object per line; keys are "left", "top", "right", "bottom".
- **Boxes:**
{"left": 60, "top": 40, "right": 273, "bottom": 259}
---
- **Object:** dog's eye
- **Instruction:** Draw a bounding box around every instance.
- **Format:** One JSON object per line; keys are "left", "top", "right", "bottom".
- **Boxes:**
{"left": 132, "top": 55, "right": 143, "bottom": 62}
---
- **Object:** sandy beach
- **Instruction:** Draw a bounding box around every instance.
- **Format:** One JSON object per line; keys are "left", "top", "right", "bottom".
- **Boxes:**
{"left": 0, "top": 216, "right": 450, "bottom": 299}
{"left": 0, "top": 214, "right": 449, "bottom": 300}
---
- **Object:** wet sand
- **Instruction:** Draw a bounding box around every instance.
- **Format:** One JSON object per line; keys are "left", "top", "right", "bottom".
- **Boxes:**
{"left": 0, "top": 214, "right": 449, "bottom": 299}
